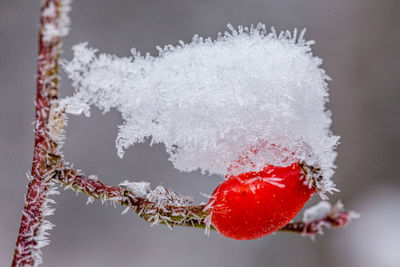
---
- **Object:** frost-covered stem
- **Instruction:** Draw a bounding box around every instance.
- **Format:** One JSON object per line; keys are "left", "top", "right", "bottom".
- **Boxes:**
{"left": 279, "top": 202, "right": 358, "bottom": 236}
{"left": 12, "top": 0, "right": 69, "bottom": 266}
{"left": 55, "top": 167, "right": 357, "bottom": 236}
{"left": 55, "top": 167, "right": 212, "bottom": 230}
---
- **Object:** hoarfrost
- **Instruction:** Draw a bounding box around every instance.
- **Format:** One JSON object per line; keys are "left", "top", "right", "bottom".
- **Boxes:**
{"left": 119, "top": 180, "right": 151, "bottom": 198}
{"left": 303, "top": 201, "right": 332, "bottom": 223}
{"left": 42, "top": 0, "right": 71, "bottom": 43}
{"left": 119, "top": 180, "right": 193, "bottom": 207}
{"left": 147, "top": 185, "right": 193, "bottom": 206}
{"left": 60, "top": 24, "right": 339, "bottom": 193}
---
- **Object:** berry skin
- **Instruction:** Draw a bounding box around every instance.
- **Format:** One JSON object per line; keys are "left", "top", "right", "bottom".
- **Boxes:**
{"left": 209, "top": 163, "right": 315, "bottom": 240}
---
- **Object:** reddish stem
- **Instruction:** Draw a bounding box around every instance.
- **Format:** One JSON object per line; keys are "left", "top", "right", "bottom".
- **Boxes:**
{"left": 55, "top": 166, "right": 357, "bottom": 236}
{"left": 55, "top": 168, "right": 210, "bottom": 229}
{"left": 12, "top": 1, "right": 357, "bottom": 263}
{"left": 12, "top": 1, "right": 65, "bottom": 266}
{"left": 280, "top": 210, "right": 357, "bottom": 235}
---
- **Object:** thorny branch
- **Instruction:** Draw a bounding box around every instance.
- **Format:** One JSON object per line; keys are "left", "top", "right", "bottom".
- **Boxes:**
{"left": 12, "top": 0, "right": 68, "bottom": 266}
{"left": 52, "top": 164, "right": 357, "bottom": 237}
{"left": 54, "top": 166, "right": 212, "bottom": 230}
{"left": 279, "top": 201, "right": 359, "bottom": 236}
{"left": 13, "top": 0, "right": 357, "bottom": 266}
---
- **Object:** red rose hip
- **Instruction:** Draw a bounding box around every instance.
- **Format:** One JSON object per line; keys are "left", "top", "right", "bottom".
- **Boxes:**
{"left": 208, "top": 163, "right": 315, "bottom": 240}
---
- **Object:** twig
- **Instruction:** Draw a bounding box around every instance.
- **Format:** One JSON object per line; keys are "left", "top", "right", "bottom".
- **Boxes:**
{"left": 13, "top": 1, "right": 357, "bottom": 264}
{"left": 12, "top": 1, "right": 70, "bottom": 266}
{"left": 280, "top": 201, "right": 359, "bottom": 237}
{"left": 54, "top": 167, "right": 212, "bottom": 230}
{"left": 54, "top": 166, "right": 356, "bottom": 237}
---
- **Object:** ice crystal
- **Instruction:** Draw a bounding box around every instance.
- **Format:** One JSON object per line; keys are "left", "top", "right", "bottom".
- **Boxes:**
{"left": 60, "top": 24, "right": 339, "bottom": 193}
{"left": 300, "top": 200, "right": 360, "bottom": 239}
{"left": 147, "top": 185, "right": 193, "bottom": 206}
{"left": 19, "top": 175, "right": 59, "bottom": 267}
{"left": 42, "top": 0, "right": 71, "bottom": 42}
{"left": 303, "top": 201, "right": 332, "bottom": 223}
{"left": 119, "top": 180, "right": 193, "bottom": 207}
{"left": 119, "top": 180, "right": 151, "bottom": 198}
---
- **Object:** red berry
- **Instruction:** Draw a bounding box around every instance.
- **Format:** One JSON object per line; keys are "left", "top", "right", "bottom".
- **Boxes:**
{"left": 208, "top": 163, "right": 315, "bottom": 240}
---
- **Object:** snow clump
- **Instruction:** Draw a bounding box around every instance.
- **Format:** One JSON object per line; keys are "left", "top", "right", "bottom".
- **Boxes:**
{"left": 60, "top": 24, "right": 339, "bottom": 193}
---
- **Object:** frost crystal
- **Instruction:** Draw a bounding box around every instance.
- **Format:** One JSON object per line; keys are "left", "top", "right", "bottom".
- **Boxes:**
{"left": 119, "top": 180, "right": 193, "bottom": 207}
{"left": 42, "top": 0, "right": 71, "bottom": 43}
{"left": 119, "top": 180, "right": 151, "bottom": 198}
{"left": 60, "top": 24, "right": 339, "bottom": 193}
{"left": 303, "top": 201, "right": 332, "bottom": 223}
{"left": 147, "top": 185, "right": 193, "bottom": 206}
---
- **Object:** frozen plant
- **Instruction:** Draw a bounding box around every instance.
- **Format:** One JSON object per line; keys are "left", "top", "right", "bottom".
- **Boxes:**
{"left": 60, "top": 24, "right": 339, "bottom": 194}
{"left": 12, "top": 0, "right": 358, "bottom": 266}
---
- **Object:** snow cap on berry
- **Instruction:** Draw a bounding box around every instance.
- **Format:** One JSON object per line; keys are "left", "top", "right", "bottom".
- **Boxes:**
{"left": 60, "top": 24, "right": 339, "bottom": 194}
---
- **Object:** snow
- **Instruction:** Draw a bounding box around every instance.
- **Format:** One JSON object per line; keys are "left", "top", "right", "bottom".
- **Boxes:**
{"left": 60, "top": 24, "right": 339, "bottom": 193}
{"left": 303, "top": 201, "right": 332, "bottom": 223}
{"left": 119, "top": 180, "right": 193, "bottom": 206}
{"left": 146, "top": 185, "right": 193, "bottom": 206}
{"left": 119, "top": 180, "right": 151, "bottom": 198}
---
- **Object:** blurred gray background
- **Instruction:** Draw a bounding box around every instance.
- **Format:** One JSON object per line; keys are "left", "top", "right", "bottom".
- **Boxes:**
{"left": 1, "top": 0, "right": 399, "bottom": 266}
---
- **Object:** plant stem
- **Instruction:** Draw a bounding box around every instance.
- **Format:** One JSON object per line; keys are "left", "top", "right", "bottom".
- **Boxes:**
{"left": 12, "top": 1, "right": 357, "bottom": 263}
{"left": 12, "top": 1, "right": 69, "bottom": 266}
{"left": 55, "top": 167, "right": 213, "bottom": 230}
{"left": 55, "top": 166, "right": 356, "bottom": 237}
